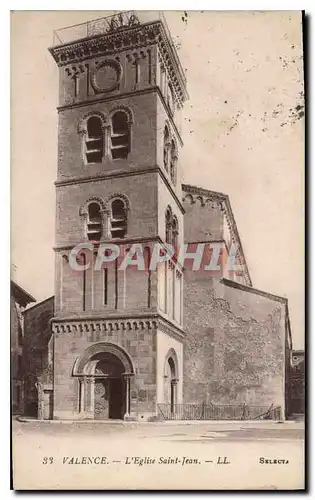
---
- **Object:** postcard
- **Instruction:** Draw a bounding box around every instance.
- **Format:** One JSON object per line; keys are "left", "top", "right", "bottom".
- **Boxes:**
{"left": 11, "top": 10, "right": 305, "bottom": 490}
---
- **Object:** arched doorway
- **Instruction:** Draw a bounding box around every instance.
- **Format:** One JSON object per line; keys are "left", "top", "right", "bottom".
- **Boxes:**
{"left": 73, "top": 343, "right": 134, "bottom": 420}
{"left": 93, "top": 352, "right": 125, "bottom": 419}
{"left": 164, "top": 349, "right": 179, "bottom": 414}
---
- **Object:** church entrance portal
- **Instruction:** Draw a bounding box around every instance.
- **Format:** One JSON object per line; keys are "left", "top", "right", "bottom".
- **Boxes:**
{"left": 73, "top": 343, "right": 134, "bottom": 420}
{"left": 93, "top": 354, "right": 126, "bottom": 419}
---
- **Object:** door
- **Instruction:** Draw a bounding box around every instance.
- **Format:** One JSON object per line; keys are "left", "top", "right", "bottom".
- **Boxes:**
{"left": 94, "top": 380, "right": 109, "bottom": 420}
{"left": 108, "top": 378, "right": 124, "bottom": 419}
{"left": 43, "top": 390, "right": 53, "bottom": 420}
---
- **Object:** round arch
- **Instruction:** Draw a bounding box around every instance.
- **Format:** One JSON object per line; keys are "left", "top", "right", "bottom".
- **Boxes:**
{"left": 73, "top": 342, "right": 135, "bottom": 376}
{"left": 79, "top": 196, "right": 107, "bottom": 218}
{"left": 163, "top": 348, "right": 179, "bottom": 379}
{"left": 108, "top": 105, "right": 134, "bottom": 125}
{"left": 105, "top": 193, "right": 131, "bottom": 212}
{"left": 77, "top": 111, "right": 108, "bottom": 135}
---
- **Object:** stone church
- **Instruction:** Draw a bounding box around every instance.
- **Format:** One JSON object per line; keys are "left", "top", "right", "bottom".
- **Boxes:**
{"left": 23, "top": 12, "right": 292, "bottom": 421}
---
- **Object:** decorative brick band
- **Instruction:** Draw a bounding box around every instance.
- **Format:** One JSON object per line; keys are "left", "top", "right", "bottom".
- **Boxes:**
{"left": 51, "top": 313, "right": 185, "bottom": 342}
{"left": 52, "top": 318, "right": 158, "bottom": 334}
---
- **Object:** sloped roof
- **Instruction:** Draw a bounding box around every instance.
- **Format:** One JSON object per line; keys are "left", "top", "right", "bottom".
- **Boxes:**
{"left": 11, "top": 280, "right": 36, "bottom": 307}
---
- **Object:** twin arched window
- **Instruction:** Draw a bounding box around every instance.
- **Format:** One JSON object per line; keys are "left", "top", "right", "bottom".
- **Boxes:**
{"left": 84, "top": 197, "right": 128, "bottom": 241}
{"left": 163, "top": 125, "right": 177, "bottom": 185}
{"left": 82, "top": 111, "right": 131, "bottom": 164}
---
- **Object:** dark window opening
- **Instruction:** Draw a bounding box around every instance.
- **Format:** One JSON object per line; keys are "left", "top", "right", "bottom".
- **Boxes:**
{"left": 103, "top": 268, "right": 108, "bottom": 306}
{"left": 111, "top": 112, "right": 130, "bottom": 159}
{"left": 165, "top": 207, "right": 172, "bottom": 244}
{"left": 172, "top": 216, "right": 179, "bottom": 249}
{"left": 170, "top": 139, "right": 177, "bottom": 184}
{"left": 111, "top": 199, "right": 127, "bottom": 238}
{"left": 87, "top": 202, "right": 102, "bottom": 242}
{"left": 115, "top": 259, "right": 118, "bottom": 309}
{"left": 164, "top": 126, "right": 170, "bottom": 171}
{"left": 82, "top": 253, "right": 86, "bottom": 311}
{"left": 85, "top": 116, "right": 104, "bottom": 164}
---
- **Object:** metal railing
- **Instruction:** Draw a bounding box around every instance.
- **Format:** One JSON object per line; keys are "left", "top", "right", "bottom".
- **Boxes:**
{"left": 157, "top": 403, "right": 282, "bottom": 421}
{"left": 53, "top": 11, "right": 135, "bottom": 45}
{"left": 52, "top": 11, "right": 186, "bottom": 86}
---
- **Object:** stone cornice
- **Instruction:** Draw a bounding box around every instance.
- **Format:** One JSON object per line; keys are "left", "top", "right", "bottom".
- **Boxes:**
{"left": 182, "top": 184, "right": 228, "bottom": 202}
{"left": 51, "top": 312, "right": 185, "bottom": 341}
{"left": 55, "top": 165, "right": 185, "bottom": 214}
{"left": 54, "top": 235, "right": 163, "bottom": 252}
{"left": 182, "top": 184, "right": 252, "bottom": 286}
{"left": 221, "top": 277, "right": 288, "bottom": 305}
{"left": 49, "top": 20, "right": 188, "bottom": 106}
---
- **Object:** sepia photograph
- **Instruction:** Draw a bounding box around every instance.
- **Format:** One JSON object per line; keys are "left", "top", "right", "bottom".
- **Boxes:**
{"left": 11, "top": 9, "right": 305, "bottom": 490}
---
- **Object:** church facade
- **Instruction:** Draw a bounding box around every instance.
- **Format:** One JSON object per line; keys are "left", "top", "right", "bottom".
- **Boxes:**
{"left": 23, "top": 12, "right": 292, "bottom": 421}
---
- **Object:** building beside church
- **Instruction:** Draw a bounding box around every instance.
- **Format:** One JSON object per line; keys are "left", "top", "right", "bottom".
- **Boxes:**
{"left": 23, "top": 12, "right": 293, "bottom": 421}
{"left": 288, "top": 349, "right": 305, "bottom": 417}
{"left": 11, "top": 280, "right": 35, "bottom": 414}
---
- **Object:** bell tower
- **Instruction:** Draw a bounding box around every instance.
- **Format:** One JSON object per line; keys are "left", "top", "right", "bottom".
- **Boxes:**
{"left": 49, "top": 11, "right": 188, "bottom": 420}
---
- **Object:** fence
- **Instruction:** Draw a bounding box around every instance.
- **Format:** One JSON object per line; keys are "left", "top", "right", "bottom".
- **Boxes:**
{"left": 157, "top": 403, "right": 282, "bottom": 421}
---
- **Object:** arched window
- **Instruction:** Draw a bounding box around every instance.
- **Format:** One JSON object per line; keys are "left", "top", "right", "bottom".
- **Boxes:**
{"left": 167, "top": 357, "right": 176, "bottom": 413}
{"left": 165, "top": 206, "right": 172, "bottom": 244}
{"left": 111, "top": 111, "right": 130, "bottom": 159}
{"left": 168, "top": 357, "right": 176, "bottom": 378}
{"left": 110, "top": 199, "right": 127, "bottom": 238}
{"left": 86, "top": 202, "right": 102, "bottom": 241}
{"left": 165, "top": 207, "right": 179, "bottom": 249}
{"left": 163, "top": 126, "right": 170, "bottom": 172}
{"left": 172, "top": 215, "right": 179, "bottom": 249}
{"left": 85, "top": 116, "right": 104, "bottom": 163}
{"left": 170, "top": 139, "right": 177, "bottom": 184}
{"left": 164, "top": 350, "right": 179, "bottom": 413}
{"left": 144, "top": 246, "right": 151, "bottom": 308}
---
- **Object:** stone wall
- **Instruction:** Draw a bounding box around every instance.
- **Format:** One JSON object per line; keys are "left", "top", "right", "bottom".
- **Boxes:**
{"left": 23, "top": 297, "right": 55, "bottom": 416}
{"left": 183, "top": 272, "right": 287, "bottom": 417}
{"left": 52, "top": 320, "right": 157, "bottom": 420}
{"left": 156, "top": 329, "right": 184, "bottom": 405}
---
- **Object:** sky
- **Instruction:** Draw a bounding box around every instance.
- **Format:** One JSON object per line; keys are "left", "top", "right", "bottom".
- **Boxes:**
{"left": 11, "top": 10, "right": 304, "bottom": 348}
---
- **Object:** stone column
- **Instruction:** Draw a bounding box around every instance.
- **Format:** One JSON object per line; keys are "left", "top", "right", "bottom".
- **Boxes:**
{"left": 85, "top": 377, "right": 94, "bottom": 418}
{"left": 123, "top": 374, "right": 131, "bottom": 419}
{"left": 89, "top": 377, "right": 95, "bottom": 413}
{"left": 78, "top": 377, "right": 84, "bottom": 414}
{"left": 171, "top": 379, "right": 178, "bottom": 414}
{"left": 103, "top": 129, "right": 111, "bottom": 166}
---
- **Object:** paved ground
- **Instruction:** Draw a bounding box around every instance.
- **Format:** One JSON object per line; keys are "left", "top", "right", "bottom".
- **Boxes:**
{"left": 12, "top": 419, "right": 304, "bottom": 490}
{"left": 13, "top": 418, "right": 304, "bottom": 440}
